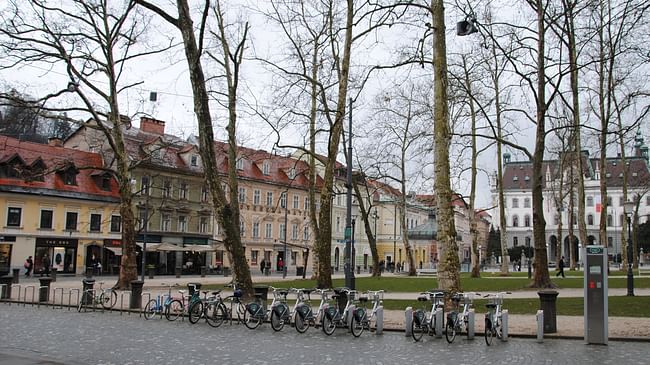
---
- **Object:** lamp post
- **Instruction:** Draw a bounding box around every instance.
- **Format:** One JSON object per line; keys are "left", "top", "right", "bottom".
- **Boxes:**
{"left": 140, "top": 188, "right": 150, "bottom": 282}
{"left": 344, "top": 97, "right": 355, "bottom": 290}
{"left": 623, "top": 201, "right": 635, "bottom": 297}
{"left": 351, "top": 217, "right": 356, "bottom": 275}
{"left": 283, "top": 190, "right": 288, "bottom": 279}
{"left": 526, "top": 239, "right": 532, "bottom": 279}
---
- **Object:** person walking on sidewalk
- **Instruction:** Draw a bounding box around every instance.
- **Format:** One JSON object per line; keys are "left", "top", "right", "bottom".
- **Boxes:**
{"left": 557, "top": 256, "right": 565, "bottom": 278}
{"left": 24, "top": 256, "right": 33, "bottom": 277}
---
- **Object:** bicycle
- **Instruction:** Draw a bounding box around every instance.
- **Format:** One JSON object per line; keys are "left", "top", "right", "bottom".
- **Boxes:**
{"left": 411, "top": 291, "right": 445, "bottom": 341}
{"left": 77, "top": 281, "right": 117, "bottom": 312}
{"left": 221, "top": 283, "right": 247, "bottom": 326}
{"left": 321, "top": 288, "right": 356, "bottom": 336}
{"left": 350, "top": 290, "right": 384, "bottom": 337}
{"left": 484, "top": 292, "right": 510, "bottom": 346}
{"left": 293, "top": 288, "right": 330, "bottom": 334}
{"left": 164, "top": 284, "right": 202, "bottom": 322}
{"left": 445, "top": 292, "right": 474, "bottom": 343}
{"left": 143, "top": 283, "right": 180, "bottom": 320}
{"left": 243, "top": 286, "right": 284, "bottom": 330}
{"left": 188, "top": 289, "right": 223, "bottom": 327}
{"left": 269, "top": 287, "right": 296, "bottom": 331}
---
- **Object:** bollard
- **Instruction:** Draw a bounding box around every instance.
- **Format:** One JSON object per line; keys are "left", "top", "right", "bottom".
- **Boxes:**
{"left": 50, "top": 268, "right": 57, "bottom": 282}
{"left": 12, "top": 269, "right": 20, "bottom": 284}
{"left": 375, "top": 306, "right": 384, "bottom": 335}
{"left": 501, "top": 309, "right": 509, "bottom": 341}
{"left": 0, "top": 276, "right": 13, "bottom": 299}
{"left": 536, "top": 310, "right": 544, "bottom": 343}
{"left": 467, "top": 309, "right": 475, "bottom": 340}
{"left": 148, "top": 267, "right": 155, "bottom": 280}
{"left": 537, "top": 290, "right": 559, "bottom": 333}
{"left": 434, "top": 308, "right": 444, "bottom": 338}
{"left": 38, "top": 277, "right": 53, "bottom": 303}
{"left": 130, "top": 280, "right": 144, "bottom": 309}
{"left": 81, "top": 279, "right": 96, "bottom": 305}
{"left": 405, "top": 307, "right": 413, "bottom": 337}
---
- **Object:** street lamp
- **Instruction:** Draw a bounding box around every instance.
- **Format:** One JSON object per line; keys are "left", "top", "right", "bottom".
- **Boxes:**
{"left": 526, "top": 238, "right": 532, "bottom": 279}
{"left": 623, "top": 201, "right": 635, "bottom": 296}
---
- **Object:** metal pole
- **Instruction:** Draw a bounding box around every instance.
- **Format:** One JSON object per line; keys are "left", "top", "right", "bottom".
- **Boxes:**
{"left": 283, "top": 191, "right": 288, "bottom": 278}
{"left": 393, "top": 204, "right": 397, "bottom": 270}
{"left": 352, "top": 218, "right": 356, "bottom": 275}
{"left": 344, "top": 97, "right": 355, "bottom": 290}
{"left": 141, "top": 194, "right": 148, "bottom": 282}
{"left": 626, "top": 215, "right": 634, "bottom": 296}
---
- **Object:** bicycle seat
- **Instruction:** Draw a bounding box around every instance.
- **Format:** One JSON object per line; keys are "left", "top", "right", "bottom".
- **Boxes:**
{"left": 485, "top": 303, "right": 497, "bottom": 309}
{"left": 277, "top": 290, "right": 289, "bottom": 296}
{"left": 358, "top": 296, "right": 369, "bottom": 303}
{"left": 417, "top": 295, "right": 429, "bottom": 302}
{"left": 178, "top": 290, "right": 187, "bottom": 294}
{"left": 202, "top": 291, "right": 210, "bottom": 295}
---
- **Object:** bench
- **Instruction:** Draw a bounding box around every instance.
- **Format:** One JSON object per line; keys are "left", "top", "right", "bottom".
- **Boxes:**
{"left": 416, "top": 268, "right": 438, "bottom": 277}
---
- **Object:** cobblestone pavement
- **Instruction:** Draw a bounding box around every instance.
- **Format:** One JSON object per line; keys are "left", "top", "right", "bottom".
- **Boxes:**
{"left": 0, "top": 306, "right": 648, "bottom": 365}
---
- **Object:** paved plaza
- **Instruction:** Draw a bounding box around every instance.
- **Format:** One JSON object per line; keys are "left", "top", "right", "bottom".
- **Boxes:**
{"left": 0, "top": 305, "right": 648, "bottom": 365}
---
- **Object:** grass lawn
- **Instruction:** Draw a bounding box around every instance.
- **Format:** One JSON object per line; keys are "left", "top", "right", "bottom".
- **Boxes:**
{"left": 382, "top": 296, "right": 650, "bottom": 317}
{"left": 225, "top": 275, "right": 650, "bottom": 293}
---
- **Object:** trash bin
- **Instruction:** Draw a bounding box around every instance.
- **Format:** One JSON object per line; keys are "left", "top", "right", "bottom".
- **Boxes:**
{"left": 85, "top": 267, "right": 93, "bottom": 278}
{"left": 81, "top": 278, "right": 95, "bottom": 305}
{"left": 253, "top": 285, "right": 269, "bottom": 302}
{"left": 200, "top": 266, "right": 207, "bottom": 277}
{"left": 538, "top": 290, "right": 559, "bottom": 333}
{"left": 130, "top": 280, "right": 144, "bottom": 309}
{"left": 333, "top": 288, "right": 350, "bottom": 311}
{"left": 38, "top": 277, "right": 53, "bottom": 302}
{"left": 223, "top": 267, "right": 230, "bottom": 277}
{"left": 296, "top": 267, "right": 304, "bottom": 277}
{"left": 188, "top": 283, "right": 202, "bottom": 297}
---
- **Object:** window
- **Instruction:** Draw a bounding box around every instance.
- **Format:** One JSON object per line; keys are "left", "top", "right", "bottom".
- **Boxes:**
{"left": 251, "top": 250, "right": 259, "bottom": 265}
{"left": 240, "top": 220, "right": 246, "bottom": 237}
{"left": 292, "top": 224, "right": 298, "bottom": 240}
{"left": 239, "top": 187, "right": 246, "bottom": 203}
{"left": 65, "top": 212, "right": 78, "bottom": 230}
{"left": 90, "top": 214, "right": 102, "bottom": 232}
{"left": 138, "top": 210, "right": 147, "bottom": 230}
{"left": 288, "top": 168, "right": 296, "bottom": 180}
{"left": 512, "top": 215, "right": 519, "bottom": 227}
{"left": 336, "top": 216, "right": 341, "bottom": 232}
{"left": 141, "top": 176, "right": 150, "bottom": 195}
{"left": 179, "top": 182, "right": 188, "bottom": 200}
{"left": 587, "top": 196, "right": 594, "bottom": 207}
{"left": 293, "top": 195, "right": 299, "bottom": 209}
{"left": 513, "top": 237, "right": 519, "bottom": 247}
{"left": 524, "top": 215, "right": 531, "bottom": 227}
{"left": 236, "top": 158, "right": 244, "bottom": 170}
{"left": 647, "top": 196, "right": 650, "bottom": 206}
{"left": 619, "top": 196, "right": 624, "bottom": 207}
{"left": 63, "top": 168, "right": 77, "bottom": 185}
{"left": 190, "top": 155, "right": 198, "bottom": 167}
{"left": 265, "top": 223, "right": 272, "bottom": 238}
{"left": 40, "top": 210, "right": 53, "bottom": 229}
{"left": 587, "top": 214, "right": 594, "bottom": 226}
{"left": 7, "top": 207, "right": 22, "bottom": 227}
{"left": 262, "top": 161, "right": 270, "bottom": 175}
{"left": 291, "top": 251, "right": 297, "bottom": 266}
{"left": 553, "top": 214, "right": 559, "bottom": 225}
{"left": 178, "top": 216, "right": 187, "bottom": 232}
{"left": 620, "top": 215, "right": 624, "bottom": 227}
{"left": 304, "top": 197, "right": 310, "bottom": 211}
{"left": 303, "top": 226, "right": 309, "bottom": 240}
{"left": 110, "top": 216, "right": 121, "bottom": 233}
{"left": 266, "top": 192, "right": 273, "bottom": 207}
{"left": 200, "top": 217, "right": 208, "bottom": 233}
{"left": 607, "top": 236, "right": 613, "bottom": 248}
{"left": 253, "top": 190, "right": 261, "bottom": 205}
{"left": 280, "top": 223, "right": 286, "bottom": 240}
{"left": 512, "top": 198, "right": 519, "bottom": 208}
{"left": 524, "top": 198, "right": 531, "bottom": 208}
{"left": 101, "top": 176, "right": 111, "bottom": 191}
{"left": 201, "top": 186, "right": 209, "bottom": 202}
{"left": 161, "top": 214, "right": 170, "bottom": 232}
{"left": 572, "top": 213, "right": 578, "bottom": 226}
{"left": 163, "top": 180, "right": 172, "bottom": 198}
{"left": 606, "top": 197, "right": 612, "bottom": 206}
{"left": 280, "top": 192, "right": 287, "bottom": 208}
{"left": 607, "top": 214, "right": 613, "bottom": 227}
{"left": 252, "top": 222, "right": 260, "bottom": 238}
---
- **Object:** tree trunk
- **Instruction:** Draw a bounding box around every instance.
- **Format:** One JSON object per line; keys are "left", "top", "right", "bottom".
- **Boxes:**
{"left": 352, "top": 181, "right": 380, "bottom": 277}
{"left": 431, "top": 0, "right": 460, "bottom": 293}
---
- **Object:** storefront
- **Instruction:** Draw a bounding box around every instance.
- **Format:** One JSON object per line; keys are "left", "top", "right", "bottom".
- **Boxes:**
{"left": 35, "top": 238, "right": 78, "bottom": 274}
{"left": 182, "top": 237, "right": 209, "bottom": 275}
{"left": 0, "top": 236, "right": 16, "bottom": 275}
{"left": 103, "top": 239, "right": 122, "bottom": 275}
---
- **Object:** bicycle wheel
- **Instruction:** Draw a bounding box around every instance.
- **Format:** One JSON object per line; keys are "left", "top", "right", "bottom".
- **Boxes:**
{"left": 484, "top": 318, "right": 494, "bottom": 346}
{"left": 294, "top": 312, "right": 309, "bottom": 334}
{"left": 495, "top": 318, "right": 503, "bottom": 340}
{"left": 188, "top": 301, "right": 204, "bottom": 324}
{"left": 206, "top": 302, "right": 226, "bottom": 328}
{"left": 101, "top": 290, "right": 118, "bottom": 309}
{"left": 270, "top": 310, "right": 285, "bottom": 332}
{"left": 143, "top": 299, "right": 158, "bottom": 320}
{"left": 321, "top": 313, "right": 336, "bottom": 336}
{"left": 243, "top": 305, "right": 262, "bottom": 329}
{"left": 411, "top": 319, "right": 425, "bottom": 342}
{"left": 165, "top": 299, "right": 184, "bottom": 321}
{"left": 350, "top": 310, "right": 365, "bottom": 337}
{"left": 445, "top": 321, "right": 457, "bottom": 343}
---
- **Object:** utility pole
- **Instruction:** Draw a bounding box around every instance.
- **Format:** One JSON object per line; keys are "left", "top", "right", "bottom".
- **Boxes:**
{"left": 344, "top": 97, "right": 355, "bottom": 290}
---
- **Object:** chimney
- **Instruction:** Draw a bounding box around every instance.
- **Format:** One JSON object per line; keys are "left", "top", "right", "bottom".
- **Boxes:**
{"left": 48, "top": 137, "right": 63, "bottom": 147}
{"left": 140, "top": 117, "right": 165, "bottom": 135}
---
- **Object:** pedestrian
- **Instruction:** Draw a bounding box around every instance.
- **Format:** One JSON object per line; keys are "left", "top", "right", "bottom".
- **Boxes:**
{"left": 42, "top": 253, "right": 51, "bottom": 277}
{"left": 278, "top": 258, "right": 284, "bottom": 273}
{"left": 260, "top": 259, "right": 266, "bottom": 275}
{"left": 557, "top": 256, "right": 566, "bottom": 278}
{"left": 24, "top": 256, "right": 33, "bottom": 277}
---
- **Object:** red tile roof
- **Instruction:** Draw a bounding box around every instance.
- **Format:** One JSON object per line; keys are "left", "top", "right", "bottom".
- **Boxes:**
{"left": 0, "top": 136, "right": 120, "bottom": 201}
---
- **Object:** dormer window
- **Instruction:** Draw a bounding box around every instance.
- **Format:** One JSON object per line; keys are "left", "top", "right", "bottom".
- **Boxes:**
{"left": 288, "top": 168, "right": 296, "bottom": 180}
{"left": 101, "top": 175, "right": 111, "bottom": 191}
{"left": 191, "top": 155, "right": 198, "bottom": 167}
{"left": 524, "top": 175, "right": 530, "bottom": 181}
{"left": 262, "top": 161, "right": 270, "bottom": 175}
{"left": 63, "top": 167, "right": 78, "bottom": 185}
{"left": 236, "top": 158, "right": 244, "bottom": 170}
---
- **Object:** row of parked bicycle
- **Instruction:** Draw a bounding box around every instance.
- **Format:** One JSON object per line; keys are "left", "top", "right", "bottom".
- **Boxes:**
{"left": 73, "top": 281, "right": 509, "bottom": 345}
{"left": 139, "top": 283, "right": 383, "bottom": 337}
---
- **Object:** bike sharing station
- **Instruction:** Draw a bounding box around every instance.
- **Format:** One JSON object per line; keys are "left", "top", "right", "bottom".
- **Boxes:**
{"left": 584, "top": 245, "right": 608, "bottom": 345}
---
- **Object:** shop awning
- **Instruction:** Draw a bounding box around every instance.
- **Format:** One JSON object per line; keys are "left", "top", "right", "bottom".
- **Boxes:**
{"left": 184, "top": 244, "right": 217, "bottom": 252}
{"left": 104, "top": 247, "right": 123, "bottom": 256}
{"left": 136, "top": 242, "right": 161, "bottom": 251}
{"left": 155, "top": 243, "right": 185, "bottom": 252}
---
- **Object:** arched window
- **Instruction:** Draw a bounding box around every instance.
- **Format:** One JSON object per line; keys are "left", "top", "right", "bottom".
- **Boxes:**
{"left": 553, "top": 214, "right": 559, "bottom": 225}
{"left": 524, "top": 215, "right": 531, "bottom": 227}
{"left": 512, "top": 215, "right": 519, "bottom": 227}
{"left": 587, "top": 214, "right": 594, "bottom": 226}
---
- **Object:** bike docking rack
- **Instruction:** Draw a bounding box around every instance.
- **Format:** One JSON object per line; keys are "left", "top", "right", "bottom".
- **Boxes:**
{"left": 9, "top": 284, "right": 21, "bottom": 306}
{"left": 23, "top": 285, "right": 36, "bottom": 307}
{"left": 53, "top": 287, "right": 80, "bottom": 311}
{"left": 119, "top": 290, "right": 132, "bottom": 315}
{"left": 140, "top": 292, "right": 151, "bottom": 318}
{"left": 536, "top": 309, "right": 543, "bottom": 343}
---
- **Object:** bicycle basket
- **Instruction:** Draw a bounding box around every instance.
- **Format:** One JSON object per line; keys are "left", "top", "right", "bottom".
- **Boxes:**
{"left": 354, "top": 307, "right": 366, "bottom": 322}
{"left": 413, "top": 309, "right": 426, "bottom": 326}
{"left": 246, "top": 302, "right": 262, "bottom": 316}
{"left": 447, "top": 311, "right": 457, "bottom": 323}
{"left": 296, "top": 303, "right": 312, "bottom": 319}
{"left": 325, "top": 306, "right": 337, "bottom": 320}
{"left": 234, "top": 289, "right": 242, "bottom": 298}
{"left": 272, "top": 303, "right": 288, "bottom": 317}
